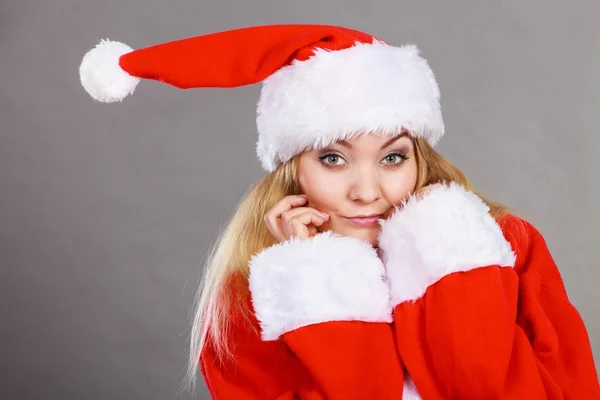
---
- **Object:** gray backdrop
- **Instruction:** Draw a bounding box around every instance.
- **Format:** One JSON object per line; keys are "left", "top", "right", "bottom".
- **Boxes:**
{"left": 2, "top": 0, "right": 599, "bottom": 399}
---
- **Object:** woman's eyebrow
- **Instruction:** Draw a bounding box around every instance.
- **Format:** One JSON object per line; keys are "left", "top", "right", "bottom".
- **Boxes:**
{"left": 380, "top": 132, "right": 409, "bottom": 149}
{"left": 337, "top": 140, "right": 352, "bottom": 149}
{"left": 334, "top": 131, "right": 409, "bottom": 150}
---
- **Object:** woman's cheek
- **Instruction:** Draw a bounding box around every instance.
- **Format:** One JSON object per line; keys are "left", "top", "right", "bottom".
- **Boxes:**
{"left": 383, "top": 168, "right": 418, "bottom": 204}
{"left": 302, "top": 175, "right": 343, "bottom": 211}
{"left": 309, "top": 186, "right": 341, "bottom": 213}
{"left": 386, "top": 183, "right": 413, "bottom": 204}
{"left": 305, "top": 183, "right": 341, "bottom": 232}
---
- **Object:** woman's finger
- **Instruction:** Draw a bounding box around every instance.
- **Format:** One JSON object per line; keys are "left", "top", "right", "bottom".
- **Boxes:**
{"left": 264, "top": 195, "right": 330, "bottom": 242}
{"left": 264, "top": 195, "right": 308, "bottom": 241}
{"left": 284, "top": 211, "right": 328, "bottom": 240}
{"left": 280, "top": 206, "right": 328, "bottom": 225}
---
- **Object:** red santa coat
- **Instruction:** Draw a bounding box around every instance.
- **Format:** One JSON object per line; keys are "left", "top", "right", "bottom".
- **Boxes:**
{"left": 201, "top": 183, "right": 600, "bottom": 399}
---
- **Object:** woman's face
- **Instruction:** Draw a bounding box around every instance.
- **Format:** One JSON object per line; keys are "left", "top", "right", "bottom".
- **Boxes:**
{"left": 298, "top": 132, "right": 418, "bottom": 246}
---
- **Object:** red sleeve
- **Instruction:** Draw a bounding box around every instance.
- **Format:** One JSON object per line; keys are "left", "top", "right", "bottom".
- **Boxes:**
{"left": 201, "top": 231, "right": 407, "bottom": 399}
{"left": 378, "top": 183, "right": 600, "bottom": 400}
{"left": 200, "top": 306, "right": 313, "bottom": 400}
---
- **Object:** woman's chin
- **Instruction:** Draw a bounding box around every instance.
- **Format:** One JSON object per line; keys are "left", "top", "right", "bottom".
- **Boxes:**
{"left": 327, "top": 225, "right": 380, "bottom": 246}
{"left": 360, "top": 231, "right": 380, "bottom": 247}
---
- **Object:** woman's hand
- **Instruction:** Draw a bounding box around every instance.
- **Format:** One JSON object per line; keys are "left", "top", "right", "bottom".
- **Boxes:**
{"left": 264, "top": 195, "right": 329, "bottom": 242}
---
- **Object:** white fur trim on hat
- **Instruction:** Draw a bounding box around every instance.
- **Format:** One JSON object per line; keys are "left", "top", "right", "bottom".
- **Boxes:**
{"left": 378, "top": 182, "right": 516, "bottom": 305}
{"left": 79, "top": 39, "right": 140, "bottom": 103}
{"left": 248, "top": 231, "right": 392, "bottom": 341}
{"left": 256, "top": 41, "right": 444, "bottom": 171}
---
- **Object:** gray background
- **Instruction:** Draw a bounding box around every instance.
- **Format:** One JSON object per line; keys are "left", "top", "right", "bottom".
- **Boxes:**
{"left": 2, "top": 0, "right": 599, "bottom": 399}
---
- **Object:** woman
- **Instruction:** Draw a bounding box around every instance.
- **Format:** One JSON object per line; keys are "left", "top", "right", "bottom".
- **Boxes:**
{"left": 79, "top": 24, "right": 599, "bottom": 399}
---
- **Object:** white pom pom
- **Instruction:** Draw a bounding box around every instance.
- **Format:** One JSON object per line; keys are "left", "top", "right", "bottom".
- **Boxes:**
{"left": 79, "top": 39, "right": 140, "bottom": 103}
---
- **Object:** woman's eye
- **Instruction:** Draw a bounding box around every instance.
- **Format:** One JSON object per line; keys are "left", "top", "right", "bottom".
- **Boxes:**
{"left": 320, "top": 154, "right": 346, "bottom": 166}
{"left": 382, "top": 153, "right": 408, "bottom": 165}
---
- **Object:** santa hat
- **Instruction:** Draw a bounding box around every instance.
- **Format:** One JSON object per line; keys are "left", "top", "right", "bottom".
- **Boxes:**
{"left": 79, "top": 24, "right": 444, "bottom": 172}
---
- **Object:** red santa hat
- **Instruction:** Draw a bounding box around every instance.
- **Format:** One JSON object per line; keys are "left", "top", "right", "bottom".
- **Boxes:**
{"left": 79, "top": 24, "right": 444, "bottom": 171}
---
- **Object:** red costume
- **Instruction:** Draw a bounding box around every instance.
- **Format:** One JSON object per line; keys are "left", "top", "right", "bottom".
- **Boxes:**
{"left": 79, "top": 24, "right": 600, "bottom": 399}
{"left": 201, "top": 184, "right": 600, "bottom": 399}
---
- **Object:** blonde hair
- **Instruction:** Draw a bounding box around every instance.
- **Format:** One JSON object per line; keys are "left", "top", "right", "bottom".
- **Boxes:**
{"left": 183, "top": 137, "right": 506, "bottom": 390}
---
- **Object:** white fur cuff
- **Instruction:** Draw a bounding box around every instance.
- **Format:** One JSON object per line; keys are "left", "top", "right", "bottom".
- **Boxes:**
{"left": 378, "top": 183, "right": 516, "bottom": 305}
{"left": 249, "top": 231, "right": 392, "bottom": 341}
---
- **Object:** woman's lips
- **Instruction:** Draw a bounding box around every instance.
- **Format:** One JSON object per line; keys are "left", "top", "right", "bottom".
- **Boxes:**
{"left": 345, "top": 214, "right": 384, "bottom": 227}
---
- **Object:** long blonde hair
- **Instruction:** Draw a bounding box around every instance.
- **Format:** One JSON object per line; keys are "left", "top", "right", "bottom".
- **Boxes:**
{"left": 183, "top": 137, "right": 507, "bottom": 390}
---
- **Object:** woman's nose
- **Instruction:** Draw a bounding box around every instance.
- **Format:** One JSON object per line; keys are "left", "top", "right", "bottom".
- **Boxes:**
{"left": 348, "top": 170, "right": 382, "bottom": 203}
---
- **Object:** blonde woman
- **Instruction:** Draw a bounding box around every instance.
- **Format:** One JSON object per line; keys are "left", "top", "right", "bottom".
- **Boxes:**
{"left": 80, "top": 24, "right": 600, "bottom": 399}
